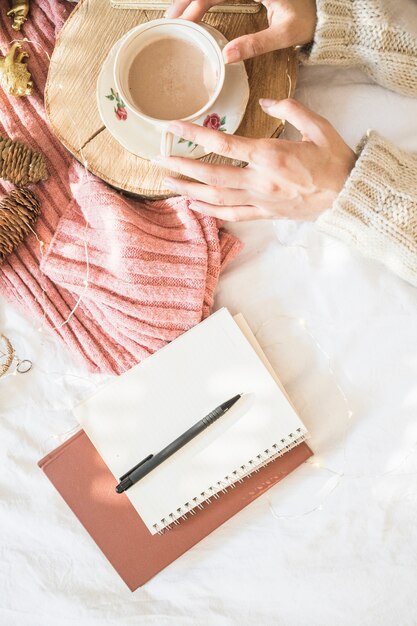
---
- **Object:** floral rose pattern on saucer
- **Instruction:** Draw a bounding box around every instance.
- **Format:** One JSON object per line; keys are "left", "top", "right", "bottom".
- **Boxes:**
{"left": 106, "top": 88, "right": 127, "bottom": 121}
{"left": 97, "top": 26, "right": 249, "bottom": 160}
{"left": 203, "top": 113, "right": 226, "bottom": 131}
{"left": 178, "top": 113, "right": 226, "bottom": 150}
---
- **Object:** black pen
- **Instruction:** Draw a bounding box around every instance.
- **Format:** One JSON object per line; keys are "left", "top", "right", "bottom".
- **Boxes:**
{"left": 115, "top": 394, "right": 242, "bottom": 494}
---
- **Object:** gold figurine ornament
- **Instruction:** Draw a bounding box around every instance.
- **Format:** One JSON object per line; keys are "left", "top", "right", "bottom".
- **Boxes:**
{"left": 0, "top": 41, "right": 33, "bottom": 97}
{"left": 7, "top": 0, "right": 30, "bottom": 32}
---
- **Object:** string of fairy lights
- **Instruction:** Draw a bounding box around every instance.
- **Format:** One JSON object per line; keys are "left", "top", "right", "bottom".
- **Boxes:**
{"left": 265, "top": 315, "right": 417, "bottom": 520}
{"left": 1, "top": 23, "right": 416, "bottom": 524}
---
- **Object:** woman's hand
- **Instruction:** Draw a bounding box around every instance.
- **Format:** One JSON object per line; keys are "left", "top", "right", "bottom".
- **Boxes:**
{"left": 165, "top": 0, "right": 317, "bottom": 63}
{"left": 153, "top": 99, "right": 357, "bottom": 222}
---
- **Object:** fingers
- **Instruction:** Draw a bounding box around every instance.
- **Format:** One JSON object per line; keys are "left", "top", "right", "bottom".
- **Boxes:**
{"left": 182, "top": 0, "right": 212, "bottom": 21}
{"left": 164, "top": 0, "right": 193, "bottom": 18}
{"left": 167, "top": 121, "right": 255, "bottom": 161}
{"left": 259, "top": 98, "right": 335, "bottom": 146}
{"left": 163, "top": 178, "right": 250, "bottom": 206}
{"left": 165, "top": 0, "right": 221, "bottom": 19}
{"left": 153, "top": 156, "right": 251, "bottom": 189}
{"left": 223, "top": 26, "right": 282, "bottom": 63}
{"left": 189, "top": 201, "right": 259, "bottom": 222}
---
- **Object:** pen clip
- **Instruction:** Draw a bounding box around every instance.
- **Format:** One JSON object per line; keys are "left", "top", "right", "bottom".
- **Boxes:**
{"left": 119, "top": 454, "right": 154, "bottom": 481}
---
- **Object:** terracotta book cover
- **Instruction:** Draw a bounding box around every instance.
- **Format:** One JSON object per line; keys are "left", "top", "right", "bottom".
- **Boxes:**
{"left": 39, "top": 430, "right": 312, "bottom": 590}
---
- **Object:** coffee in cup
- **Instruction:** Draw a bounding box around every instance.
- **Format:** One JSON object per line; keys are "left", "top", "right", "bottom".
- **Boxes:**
{"left": 114, "top": 19, "right": 225, "bottom": 156}
{"left": 128, "top": 37, "right": 219, "bottom": 121}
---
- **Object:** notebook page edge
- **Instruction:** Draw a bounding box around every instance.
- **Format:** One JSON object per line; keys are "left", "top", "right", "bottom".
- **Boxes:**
{"left": 75, "top": 308, "right": 308, "bottom": 534}
{"left": 147, "top": 313, "right": 309, "bottom": 533}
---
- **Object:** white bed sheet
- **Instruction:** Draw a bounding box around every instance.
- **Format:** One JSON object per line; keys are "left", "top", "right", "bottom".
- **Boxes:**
{"left": 1, "top": 63, "right": 417, "bottom": 626}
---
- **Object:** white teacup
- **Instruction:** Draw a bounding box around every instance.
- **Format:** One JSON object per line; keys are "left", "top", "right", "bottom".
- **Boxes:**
{"left": 114, "top": 18, "right": 226, "bottom": 157}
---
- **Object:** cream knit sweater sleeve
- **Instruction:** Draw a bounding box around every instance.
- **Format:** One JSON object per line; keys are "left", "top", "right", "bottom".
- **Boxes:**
{"left": 300, "top": 0, "right": 417, "bottom": 96}
{"left": 299, "top": 0, "right": 417, "bottom": 286}
{"left": 316, "top": 131, "right": 417, "bottom": 287}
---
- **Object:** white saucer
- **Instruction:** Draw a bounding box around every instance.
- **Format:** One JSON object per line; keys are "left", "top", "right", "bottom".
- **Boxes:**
{"left": 97, "top": 25, "right": 250, "bottom": 160}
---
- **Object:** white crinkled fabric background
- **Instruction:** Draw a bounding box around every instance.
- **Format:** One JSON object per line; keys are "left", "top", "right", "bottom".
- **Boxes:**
{"left": 1, "top": 5, "right": 417, "bottom": 625}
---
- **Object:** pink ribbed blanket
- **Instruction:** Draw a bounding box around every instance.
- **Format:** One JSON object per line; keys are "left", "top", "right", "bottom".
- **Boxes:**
{"left": 0, "top": 1, "right": 242, "bottom": 374}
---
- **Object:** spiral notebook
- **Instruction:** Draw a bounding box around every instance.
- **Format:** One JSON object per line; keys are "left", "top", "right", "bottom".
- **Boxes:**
{"left": 38, "top": 431, "right": 312, "bottom": 589}
{"left": 74, "top": 309, "right": 309, "bottom": 535}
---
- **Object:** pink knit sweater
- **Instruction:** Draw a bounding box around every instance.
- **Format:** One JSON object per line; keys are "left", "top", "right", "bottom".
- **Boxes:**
{"left": 0, "top": 1, "right": 242, "bottom": 374}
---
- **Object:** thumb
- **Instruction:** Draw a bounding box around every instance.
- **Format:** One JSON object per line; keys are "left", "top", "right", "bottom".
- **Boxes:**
{"left": 259, "top": 98, "right": 334, "bottom": 146}
{"left": 223, "top": 26, "right": 282, "bottom": 63}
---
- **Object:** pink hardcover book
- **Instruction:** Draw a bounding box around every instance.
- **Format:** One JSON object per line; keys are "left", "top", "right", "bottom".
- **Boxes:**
{"left": 39, "top": 431, "right": 312, "bottom": 590}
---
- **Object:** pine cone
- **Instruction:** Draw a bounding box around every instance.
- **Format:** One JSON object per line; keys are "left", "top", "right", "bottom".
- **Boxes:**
{"left": 0, "top": 135, "right": 48, "bottom": 186}
{"left": 0, "top": 188, "right": 41, "bottom": 263}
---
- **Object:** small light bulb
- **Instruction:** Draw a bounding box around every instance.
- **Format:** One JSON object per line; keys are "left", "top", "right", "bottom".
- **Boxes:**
{"left": 318, "top": 505, "right": 323, "bottom": 511}
{"left": 299, "top": 318, "right": 306, "bottom": 327}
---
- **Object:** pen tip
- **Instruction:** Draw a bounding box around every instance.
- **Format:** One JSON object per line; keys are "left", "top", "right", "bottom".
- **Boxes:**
{"left": 115, "top": 477, "right": 132, "bottom": 493}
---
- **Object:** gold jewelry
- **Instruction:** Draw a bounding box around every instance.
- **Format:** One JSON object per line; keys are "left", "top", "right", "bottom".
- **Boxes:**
{"left": 0, "top": 334, "right": 15, "bottom": 377}
{"left": 0, "top": 333, "right": 32, "bottom": 378}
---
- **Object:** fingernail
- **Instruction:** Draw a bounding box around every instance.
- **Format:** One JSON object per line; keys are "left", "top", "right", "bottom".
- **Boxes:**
{"left": 163, "top": 178, "right": 177, "bottom": 190}
{"left": 168, "top": 122, "right": 183, "bottom": 135}
{"left": 223, "top": 47, "right": 240, "bottom": 64}
{"left": 259, "top": 98, "right": 276, "bottom": 108}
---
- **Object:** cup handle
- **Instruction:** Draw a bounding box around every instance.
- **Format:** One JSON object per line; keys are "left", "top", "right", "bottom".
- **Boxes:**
{"left": 160, "top": 129, "right": 174, "bottom": 157}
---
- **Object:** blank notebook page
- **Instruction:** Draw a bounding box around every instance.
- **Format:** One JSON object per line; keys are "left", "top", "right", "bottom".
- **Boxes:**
{"left": 74, "top": 308, "right": 307, "bottom": 534}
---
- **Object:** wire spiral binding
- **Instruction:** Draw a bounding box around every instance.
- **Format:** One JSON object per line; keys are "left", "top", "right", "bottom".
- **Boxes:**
{"left": 152, "top": 426, "right": 309, "bottom": 534}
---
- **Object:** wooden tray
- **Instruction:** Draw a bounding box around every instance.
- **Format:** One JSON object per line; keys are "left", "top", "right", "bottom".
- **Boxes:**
{"left": 46, "top": 0, "right": 298, "bottom": 199}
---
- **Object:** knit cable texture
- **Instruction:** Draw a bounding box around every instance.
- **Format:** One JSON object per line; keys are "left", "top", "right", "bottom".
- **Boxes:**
{"left": 316, "top": 130, "right": 417, "bottom": 287}
{"left": 0, "top": 2, "right": 242, "bottom": 374}
{"left": 299, "top": 0, "right": 417, "bottom": 97}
